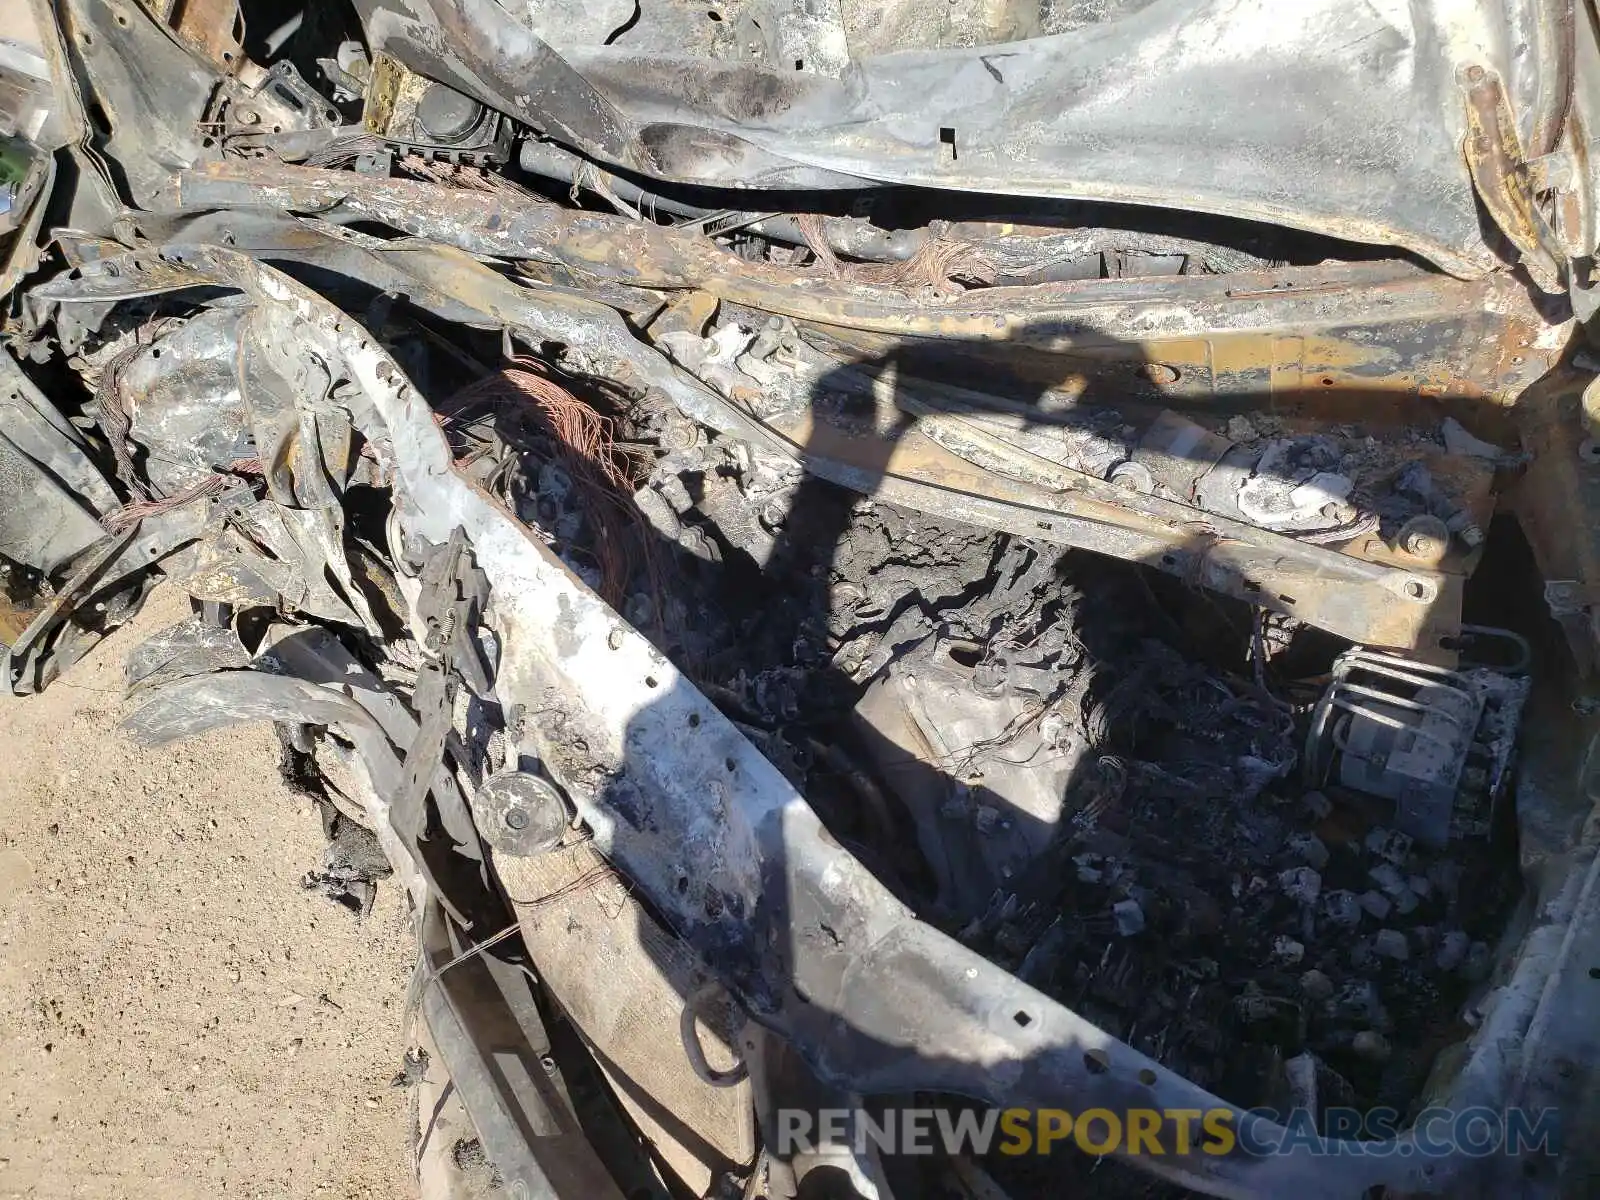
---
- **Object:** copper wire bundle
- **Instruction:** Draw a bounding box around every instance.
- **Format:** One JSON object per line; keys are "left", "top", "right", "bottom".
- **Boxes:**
{"left": 795, "top": 211, "right": 996, "bottom": 295}
{"left": 101, "top": 458, "right": 265, "bottom": 534}
{"left": 444, "top": 359, "right": 645, "bottom": 605}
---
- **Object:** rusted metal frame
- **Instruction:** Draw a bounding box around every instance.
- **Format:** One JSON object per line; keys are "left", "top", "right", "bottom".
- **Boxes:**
{"left": 1531, "top": 0, "right": 1579, "bottom": 159}
{"left": 77, "top": 219, "right": 1462, "bottom": 651}
{"left": 1552, "top": 106, "right": 1594, "bottom": 257}
{"left": 320, "top": 236, "right": 1460, "bottom": 650}
{"left": 749, "top": 301, "right": 1526, "bottom": 604}
{"left": 162, "top": 161, "right": 1500, "bottom": 343}
{"left": 1462, "top": 65, "right": 1569, "bottom": 293}
{"left": 773, "top": 280, "right": 1554, "bottom": 415}
{"left": 157, "top": 0, "right": 243, "bottom": 70}
{"left": 1554, "top": 0, "right": 1600, "bottom": 261}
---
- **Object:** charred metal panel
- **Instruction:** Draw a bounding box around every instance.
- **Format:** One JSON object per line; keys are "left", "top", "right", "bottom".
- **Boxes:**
{"left": 353, "top": 0, "right": 1528, "bottom": 272}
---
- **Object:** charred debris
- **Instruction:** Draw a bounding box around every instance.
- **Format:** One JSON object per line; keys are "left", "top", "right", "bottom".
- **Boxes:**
{"left": 1, "top": 1, "right": 1598, "bottom": 1198}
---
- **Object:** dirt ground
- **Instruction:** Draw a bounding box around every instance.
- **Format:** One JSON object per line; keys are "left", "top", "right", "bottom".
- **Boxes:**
{"left": 0, "top": 587, "right": 417, "bottom": 1199}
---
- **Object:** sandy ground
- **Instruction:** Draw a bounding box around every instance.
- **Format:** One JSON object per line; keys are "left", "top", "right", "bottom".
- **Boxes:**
{"left": 0, "top": 588, "right": 417, "bottom": 1199}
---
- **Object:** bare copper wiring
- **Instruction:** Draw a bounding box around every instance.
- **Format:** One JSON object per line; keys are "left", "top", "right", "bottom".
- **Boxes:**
{"left": 444, "top": 359, "right": 647, "bottom": 606}
{"left": 796, "top": 211, "right": 995, "bottom": 296}
{"left": 101, "top": 458, "right": 265, "bottom": 533}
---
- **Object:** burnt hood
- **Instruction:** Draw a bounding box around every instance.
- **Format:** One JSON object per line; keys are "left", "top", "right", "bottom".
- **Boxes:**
{"left": 353, "top": 0, "right": 1589, "bottom": 281}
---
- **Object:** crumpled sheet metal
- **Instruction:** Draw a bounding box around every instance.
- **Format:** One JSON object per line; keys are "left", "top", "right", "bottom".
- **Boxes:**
{"left": 35, "top": 241, "right": 1572, "bottom": 1197}
{"left": 124, "top": 616, "right": 250, "bottom": 694}
{"left": 117, "top": 205, "right": 752, "bottom": 450}
{"left": 0, "top": 354, "right": 117, "bottom": 514}
{"left": 844, "top": 371, "right": 1455, "bottom": 652}
{"left": 124, "top": 669, "right": 388, "bottom": 746}
{"left": 0, "top": 352, "right": 118, "bottom": 575}
{"left": 172, "top": 501, "right": 376, "bottom": 626}
{"left": 1, "top": 505, "right": 206, "bottom": 695}
{"left": 110, "top": 306, "right": 254, "bottom": 494}
{"left": 27, "top": 267, "right": 386, "bottom": 642}
{"left": 123, "top": 624, "right": 442, "bottom": 908}
{"left": 0, "top": 429, "right": 107, "bottom": 575}
{"left": 353, "top": 0, "right": 1529, "bottom": 275}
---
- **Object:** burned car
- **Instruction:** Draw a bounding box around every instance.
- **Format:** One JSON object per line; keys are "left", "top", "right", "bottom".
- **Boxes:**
{"left": 3, "top": 0, "right": 1600, "bottom": 1195}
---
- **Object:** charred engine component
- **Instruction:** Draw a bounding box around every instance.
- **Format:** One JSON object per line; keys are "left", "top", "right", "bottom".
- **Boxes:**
{"left": 1134, "top": 409, "right": 1487, "bottom": 547}
{"left": 217, "top": 60, "right": 340, "bottom": 153}
{"left": 1305, "top": 644, "right": 1529, "bottom": 846}
{"left": 854, "top": 632, "right": 1089, "bottom": 917}
{"left": 362, "top": 53, "right": 512, "bottom": 164}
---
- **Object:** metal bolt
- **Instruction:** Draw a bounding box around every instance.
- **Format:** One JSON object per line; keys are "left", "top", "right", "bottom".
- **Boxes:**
{"left": 504, "top": 807, "right": 530, "bottom": 831}
{"left": 1395, "top": 515, "right": 1450, "bottom": 562}
{"left": 1402, "top": 529, "right": 1444, "bottom": 558}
